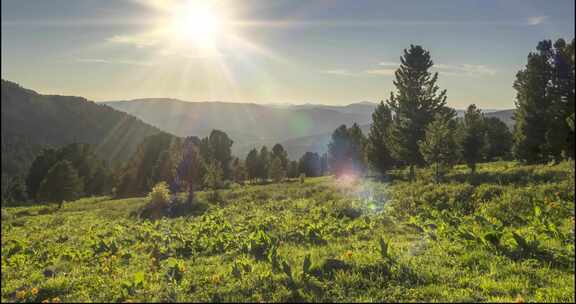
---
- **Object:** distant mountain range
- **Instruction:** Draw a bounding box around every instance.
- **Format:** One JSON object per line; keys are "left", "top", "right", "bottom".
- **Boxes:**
{"left": 1, "top": 80, "right": 164, "bottom": 180}
{"left": 104, "top": 98, "right": 514, "bottom": 159}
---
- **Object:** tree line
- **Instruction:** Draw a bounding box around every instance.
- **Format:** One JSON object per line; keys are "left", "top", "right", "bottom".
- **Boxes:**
{"left": 9, "top": 126, "right": 336, "bottom": 206}
{"left": 328, "top": 39, "right": 573, "bottom": 182}
{"left": 2, "top": 143, "right": 114, "bottom": 207}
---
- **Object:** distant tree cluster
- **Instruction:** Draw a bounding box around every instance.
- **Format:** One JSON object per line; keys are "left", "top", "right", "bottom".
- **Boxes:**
{"left": 24, "top": 143, "right": 112, "bottom": 207}
{"left": 328, "top": 124, "right": 366, "bottom": 177}
{"left": 244, "top": 143, "right": 325, "bottom": 183}
{"left": 116, "top": 131, "right": 217, "bottom": 203}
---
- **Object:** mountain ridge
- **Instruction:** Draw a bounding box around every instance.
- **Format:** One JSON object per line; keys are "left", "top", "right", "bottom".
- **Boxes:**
{"left": 104, "top": 98, "right": 514, "bottom": 159}
{"left": 1, "top": 79, "right": 167, "bottom": 181}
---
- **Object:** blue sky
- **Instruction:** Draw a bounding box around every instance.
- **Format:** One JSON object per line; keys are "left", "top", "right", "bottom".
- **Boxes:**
{"left": 1, "top": 0, "right": 574, "bottom": 109}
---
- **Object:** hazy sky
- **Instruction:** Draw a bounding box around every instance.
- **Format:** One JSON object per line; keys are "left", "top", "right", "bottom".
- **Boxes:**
{"left": 1, "top": 0, "right": 574, "bottom": 108}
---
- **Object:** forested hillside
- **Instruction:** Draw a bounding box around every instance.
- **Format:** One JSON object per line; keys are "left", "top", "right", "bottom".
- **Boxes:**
{"left": 1, "top": 80, "right": 164, "bottom": 181}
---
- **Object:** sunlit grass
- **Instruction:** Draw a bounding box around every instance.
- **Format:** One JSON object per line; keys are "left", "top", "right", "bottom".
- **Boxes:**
{"left": 1, "top": 161, "right": 574, "bottom": 302}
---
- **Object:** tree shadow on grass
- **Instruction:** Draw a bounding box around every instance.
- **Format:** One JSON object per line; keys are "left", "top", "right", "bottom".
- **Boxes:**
{"left": 492, "top": 244, "right": 574, "bottom": 271}
{"left": 135, "top": 199, "right": 211, "bottom": 220}
{"left": 447, "top": 169, "right": 567, "bottom": 186}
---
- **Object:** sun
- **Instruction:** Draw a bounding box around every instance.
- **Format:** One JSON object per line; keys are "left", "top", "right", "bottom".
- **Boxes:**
{"left": 169, "top": 2, "right": 226, "bottom": 48}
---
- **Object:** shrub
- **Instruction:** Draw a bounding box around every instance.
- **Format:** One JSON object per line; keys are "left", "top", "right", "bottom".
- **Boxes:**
{"left": 147, "top": 182, "right": 171, "bottom": 209}
{"left": 140, "top": 182, "right": 172, "bottom": 220}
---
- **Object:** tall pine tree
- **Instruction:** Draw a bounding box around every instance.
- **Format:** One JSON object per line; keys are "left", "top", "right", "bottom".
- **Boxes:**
{"left": 348, "top": 123, "right": 367, "bottom": 173}
{"left": 387, "top": 45, "right": 449, "bottom": 180}
{"left": 38, "top": 160, "right": 83, "bottom": 208}
{"left": 271, "top": 144, "right": 289, "bottom": 171}
{"left": 513, "top": 39, "right": 575, "bottom": 163}
{"left": 178, "top": 136, "right": 202, "bottom": 204}
{"left": 245, "top": 148, "right": 259, "bottom": 182}
{"left": 258, "top": 146, "right": 270, "bottom": 182}
{"left": 459, "top": 104, "right": 485, "bottom": 175}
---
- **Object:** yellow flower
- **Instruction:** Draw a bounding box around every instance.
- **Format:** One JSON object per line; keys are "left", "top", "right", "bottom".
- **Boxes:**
{"left": 123, "top": 300, "right": 134, "bottom": 303}
{"left": 102, "top": 266, "right": 109, "bottom": 273}
{"left": 42, "top": 300, "right": 50, "bottom": 303}
{"left": 211, "top": 274, "right": 221, "bottom": 284}
{"left": 344, "top": 251, "right": 353, "bottom": 258}
{"left": 31, "top": 287, "right": 39, "bottom": 296}
{"left": 51, "top": 297, "right": 61, "bottom": 303}
{"left": 514, "top": 294, "right": 524, "bottom": 303}
{"left": 15, "top": 290, "right": 26, "bottom": 299}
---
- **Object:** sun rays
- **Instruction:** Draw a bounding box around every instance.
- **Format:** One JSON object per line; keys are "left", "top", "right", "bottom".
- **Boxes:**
{"left": 94, "top": 0, "right": 301, "bottom": 102}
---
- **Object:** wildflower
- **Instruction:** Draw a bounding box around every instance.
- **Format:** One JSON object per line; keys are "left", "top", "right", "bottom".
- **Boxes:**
{"left": 51, "top": 297, "right": 61, "bottom": 303}
{"left": 211, "top": 274, "right": 221, "bottom": 284}
{"left": 102, "top": 266, "right": 109, "bottom": 273}
{"left": 42, "top": 300, "right": 50, "bottom": 303}
{"left": 344, "top": 251, "right": 353, "bottom": 258}
{"left": 123, "top": 300, "right": 134, "bottom": 303}
{"left": 179, "top": 265, "right": 186, "bottom": 273}
{"left": 514, "top": 294, "right": 524, "bottom": 303}
{"left": 31, "top": 287, "right": 39, "bottom": 296}
{"left": 15, "top": 290, "right": 26, "bottom": 299}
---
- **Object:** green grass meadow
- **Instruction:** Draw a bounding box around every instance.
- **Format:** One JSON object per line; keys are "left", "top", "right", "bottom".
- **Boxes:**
{"left": 2, "top": 161, "right": 574, "bottom": 302}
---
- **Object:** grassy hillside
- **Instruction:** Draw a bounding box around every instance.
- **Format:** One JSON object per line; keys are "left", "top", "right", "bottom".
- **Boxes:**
{"left": 1, "top": 162, "right": 574, "bottom": 302}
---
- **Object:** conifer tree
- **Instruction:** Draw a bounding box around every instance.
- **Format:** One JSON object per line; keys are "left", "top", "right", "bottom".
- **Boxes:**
{"left": 287, "top": 160, "right": 300, "bottom": 178}
{"left": 271, "top": 144, "right": 289, "bottom": 170}
{"left": 328, "top": 124, "right": 366, "bottom": 177}
{"left": 178, "top": 137, "right": 202, "bottom": 204}
{"left": 245, "top": 148, "right": 259, "bottom": 182}
{"left": 268, "top": 157, "right": 286, "bottom": 183}
{"left": 386, "top": 45, "right": 449, "bottom": 180}
{"left": 231, "top": 158, "right": 247, "bottom": 184}
{"left": 513, "top": 41, "right": 554, "bottom": 163}
{"left": 328, "top": 125, "right": 351, "bottom": 177}
{"left": 348, "top": 123, "right": 367, "bottom": 173}
{"left": 258, "top": 146, "right": 270, "bottom": 182}
{"left": 26, "top": 148, "right": 59, "bottom": 201}
{"left": 203, "top": 159, "right": 223, "bottom": 201}
{"left": 199, "top": 130, "right": 234, "bottom": 180}
{"left": 419, "top": 114, "right": 457, "bottom": 183}
{"left": 513, "top": 39, "right": 575, "bottom": 163}
{"left": 299, "top": 152, "right": 321, "bottom": 177}
{"left": 459, "top": 104, "right": 485, "bottom": 175}
{"left": 38, "top": 160, "right": 83, "bottom": 208}
{"left": 367, "top": 101, "right": 395, "bottom": 178}
{"left": 482, "top": 117, "right": 513, "bottom": 161}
